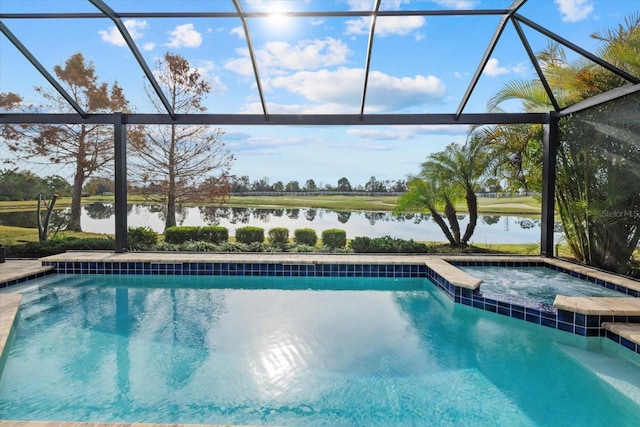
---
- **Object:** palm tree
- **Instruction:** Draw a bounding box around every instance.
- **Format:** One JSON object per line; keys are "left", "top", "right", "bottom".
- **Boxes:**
{"left": 486, "top": 14, "right": 640, "bottom": 274}
{"left": 395, "top": 134, "right": 491, "bottom": 247}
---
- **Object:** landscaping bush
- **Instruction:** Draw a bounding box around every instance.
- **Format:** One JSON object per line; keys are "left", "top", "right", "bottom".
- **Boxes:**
{"left": 235, "top": 226, "right": 265, "bottom": 244}
{"left": 155, "top": 242, "right": 180, "bottom": 251}
{"left": 5, "top": 236, "right": 114, "bottom": 258}
{"left": 198, "top": 226, "right": 229, "bottom": 244}
{"left": 164, "top": 226, "right": 201, "bottom": 244}
{"left": 268, "top": 227, "right": 289, "bottom": 248}
{"left": 182, "top": 241, "right": 218, "bottom": 252}
{"left": 294, "top": 228, "right": 317, "bottom": 246}
{"left": 349, "top": 235, "right": 431, "bottom": 253}
{"left": 127, "top": 226, "right": 158, "bottom": 250}
{"left": 322, "top": 228, "right": 347, "bottom": 249}
{"left": 289, "top": 244, "right": 316, "bottom": 253}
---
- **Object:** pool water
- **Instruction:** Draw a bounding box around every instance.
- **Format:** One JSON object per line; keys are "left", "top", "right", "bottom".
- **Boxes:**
{"left": 2, "top": 274, "right": 640, "bottom": 426}
{"left": 459, "top": 266, "right": 630, "bottom": 305}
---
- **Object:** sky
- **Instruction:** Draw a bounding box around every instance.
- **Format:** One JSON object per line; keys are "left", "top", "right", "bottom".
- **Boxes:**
{"left": 1, "top": 0, "right": 638, "bottom": 188}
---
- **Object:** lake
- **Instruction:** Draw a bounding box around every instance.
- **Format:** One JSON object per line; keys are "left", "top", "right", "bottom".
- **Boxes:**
{"left": 0, "top": 203, "right": 555, "bottom": 244}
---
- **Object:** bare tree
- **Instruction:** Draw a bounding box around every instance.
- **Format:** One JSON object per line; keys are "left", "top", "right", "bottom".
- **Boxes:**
{"left": 2, "top": 53, "right": 129, "bottom": 231}
{"left": 131, "top": 53, "right": 234, "bottom": 229}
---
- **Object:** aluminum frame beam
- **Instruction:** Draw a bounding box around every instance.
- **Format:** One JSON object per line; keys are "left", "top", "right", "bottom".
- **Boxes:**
{"left": 540, "top": 111, "right": 558, "bottom": 257}
{"left": 558, "top": 83, "right": 640, "bottom": 117}
{"left": 359, "top": 0, "right": 382, "bottom": 119}
{"left": 0, "top": 112, "right": 547, "bottom": 126}
{"left": 88, "top": 0, "right": 176, "bottom": 119}
{"left": 0, "top": 20, "right": 87, "bottom": 117}
{"left": 113, "top": 113, "right": 127, "bottom": 253}
{"left": 0, "top": 10, "right": 513, "bottom": 20}
{"left": 232, "top": 0, "right": 269, "bottom": 119}
{"left": 513, "top": 13, "right": 640, "bottom": 85}
{"left": 511, "top": 18, "right": 560, "bottom": 111}
{"left": 455, "top": 0, "right": 528, "bottom": 118}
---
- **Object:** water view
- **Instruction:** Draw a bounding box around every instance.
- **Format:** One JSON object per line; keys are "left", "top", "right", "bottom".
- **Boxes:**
{"left": 0, "top": 203, "right": 555, "bottom": 244}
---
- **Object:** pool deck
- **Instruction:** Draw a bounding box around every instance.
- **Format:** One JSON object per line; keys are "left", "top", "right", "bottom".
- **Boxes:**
{"left": 1, "top": 253, "right": 640, "bottom": 425}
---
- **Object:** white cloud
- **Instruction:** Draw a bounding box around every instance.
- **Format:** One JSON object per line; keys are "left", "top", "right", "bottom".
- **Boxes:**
{"left": 225, "top": 37, "right": 350, "bottom": 77}
{"left": 166, "top": 23, "right": 202, "bottom": 48}
{"left": 345, "top": 15, "right": 425, "bottom": 37}
{"left": 554, "top": 0, "right": 594, "bottom": 22}
{"left": 430, "top": 0, "right": 478, "bottom": 9}
{"left": 142, "top": 42, "right": 155, "bottom": 51}
{"left": 230, "top": 26, "right": 245, "bottom": 39}
{"left": 483, "top": 58, "right": 509, "bottom": 76}
{"left": 482, "top": 58, "right": 528, "bottom": 77}
{"left": 347, "top": 125, "right": 469, "bottom": 141}
{"left": 194, "top": 60, "right": 228, "bottom": 92}
{"left": 268, "top": 67, "right": 446, "bottom": 113}
{"left": 98, "top": 19, "right": 148, "bottom": 47}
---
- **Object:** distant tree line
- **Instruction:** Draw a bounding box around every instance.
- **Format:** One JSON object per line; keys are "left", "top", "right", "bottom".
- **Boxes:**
{"left": 230, "top": 175, "right": 408, "bottom": 194}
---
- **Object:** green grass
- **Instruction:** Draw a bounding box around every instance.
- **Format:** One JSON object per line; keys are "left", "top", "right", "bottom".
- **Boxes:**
{"left": 0, "top": 226, "right": 110, "bottom": 245}
{"left": 0, "top": 194, "right": 543, "bottom": 215}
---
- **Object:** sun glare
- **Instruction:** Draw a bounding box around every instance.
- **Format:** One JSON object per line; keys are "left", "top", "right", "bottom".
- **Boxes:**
{"left": 264, "top": 1, "right": 296, "bottom": 35}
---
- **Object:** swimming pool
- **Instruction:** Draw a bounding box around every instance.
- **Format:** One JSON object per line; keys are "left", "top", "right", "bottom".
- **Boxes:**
{"left": 2, "top": 273, "right": 640, "bottom": 426}
{"left": 458, "top": 265, "right": 632, "bottom": 305}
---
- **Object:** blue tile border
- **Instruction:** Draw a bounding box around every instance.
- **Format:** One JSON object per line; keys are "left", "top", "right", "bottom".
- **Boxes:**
{"left": 0, "top": 269, "right": 54, "bottom": 288}
{"left": 41, "top": 260, "right": 428, "bottom": 278}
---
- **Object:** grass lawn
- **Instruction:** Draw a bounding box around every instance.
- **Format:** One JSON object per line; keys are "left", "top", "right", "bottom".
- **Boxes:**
{"left": 0, "top": 194, "right": 542, "bottom": 215}
{"left": 0, "top": 226, "right": 110, "bottom": 245}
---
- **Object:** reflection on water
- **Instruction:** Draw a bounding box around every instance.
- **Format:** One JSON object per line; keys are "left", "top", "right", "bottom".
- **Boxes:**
{"left": 0, "top": 203, "right": 559, "bottom": 244}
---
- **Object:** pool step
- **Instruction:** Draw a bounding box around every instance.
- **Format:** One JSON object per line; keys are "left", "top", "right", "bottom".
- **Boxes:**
{"left": 602, "top": 322, "right": 640, "bottom": 348}
{"left": 17, "top": 278, "right": 100, "bottom": 321}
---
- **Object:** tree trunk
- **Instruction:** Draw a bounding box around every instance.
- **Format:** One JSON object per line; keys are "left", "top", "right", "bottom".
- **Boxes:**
{"left": 68, "top": 128, "right": 86, "bottom": 232}
{"left": 461, "top": 191, "right": 478, "bottom": 244}
{"left": 443, "top": 201, "right": 460, "bottom": 244}
{"left": 165, "top": 124, "right": 177, "bottom": 230}
{"left": 428, "top": 206, "right": 456, "bottom": 245}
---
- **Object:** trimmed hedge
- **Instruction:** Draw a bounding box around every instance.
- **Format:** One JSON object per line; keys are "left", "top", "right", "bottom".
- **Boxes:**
{"left": 322, "top": 228, "right": 347, "bottom": 249}
{"left": 294, "top": 228, "right": 317, "bottom": 246}
{"left": 349, "top": 235, "right": 431, "bottom": 253}
{"left": 164, "top": 225, "right": 229, "bottom": 244}
{"left": 235, "top": 226, "right": 265, "bottom": 244}
{"left": 199, "top": 226, "right": 229, "bottom": 244}
{"left": 268, "top": 227, "right": 289, "bottom": 248}
{"left": 164, "top": 226, "right": 202, "bottom": 244}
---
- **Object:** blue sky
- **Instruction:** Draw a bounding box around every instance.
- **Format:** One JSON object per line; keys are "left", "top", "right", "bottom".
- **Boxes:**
{"left": 1, "top": 0, "right": 638, "bottom": 187}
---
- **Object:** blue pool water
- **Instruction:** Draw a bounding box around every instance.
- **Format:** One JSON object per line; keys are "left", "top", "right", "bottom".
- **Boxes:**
{"left": 2, "top": 274, "right": 640, "bottom": 426}
{"left": 458, "top": 266, "right": 631, "bottom": 305}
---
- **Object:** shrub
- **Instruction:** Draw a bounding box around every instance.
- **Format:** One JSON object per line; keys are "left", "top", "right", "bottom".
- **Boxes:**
{"left": 182, "top": 241, "right": 218, "bottom": 252}
{"left": 289, "top": 244, "right": 316, "bottom": 253}
{"left": 216, "top": 242, "right": 248, "bottom": 252}
{"left": 155, "top": 242, "right": 180, "bottom": 251}
{"left": 164, "top": 226, "right": 201, "bottom": 244}
{"left": 322, "top": 228, "right": 347, "bottom": 249}
{"left": 5, "top": 236, "right": 114, "bottom": 258}
{"left": 127, "top": 226, "right": 158, "bottom": 251}
{"left": 235, "top": 226, "right": 265, "bottom": 244}
{"left": 268, "top": 227, "right": 289, "bottom": 248}
{"left": 294, "top": 228, "right": 317, "bottom": 246}
{"left": 349, "top": 235, "right": 431, "bottom": 253}
{"left": 198, "top": 226, "right": 229, "bottom": 244}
